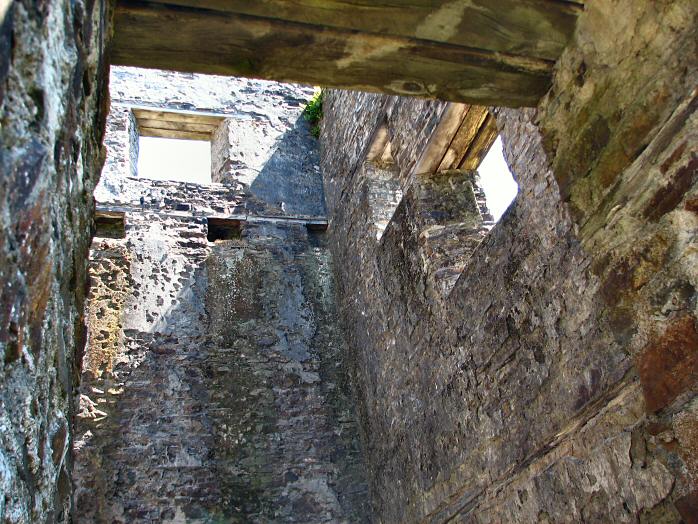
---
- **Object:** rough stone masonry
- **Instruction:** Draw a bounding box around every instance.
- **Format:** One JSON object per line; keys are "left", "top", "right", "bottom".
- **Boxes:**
{"left": 0, "top": 1, "right": 110, "bottom": 521}
{"left": 0, "top": 0, "right": 696, "bottom": 522}
{"left": 320, "top": 0, "right": 698, "bottom": 522}
{"left": 73, "top": 68, "right": 369, "bottom": 522}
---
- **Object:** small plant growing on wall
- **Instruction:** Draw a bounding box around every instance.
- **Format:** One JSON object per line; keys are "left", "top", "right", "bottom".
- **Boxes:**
{"left": 303, "top": 89, "right": 323, "bottom": 138}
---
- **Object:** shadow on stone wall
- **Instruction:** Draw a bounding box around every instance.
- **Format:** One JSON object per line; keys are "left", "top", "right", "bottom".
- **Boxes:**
{"left": 247, "top": 116, "right": 326, "bottom": 217}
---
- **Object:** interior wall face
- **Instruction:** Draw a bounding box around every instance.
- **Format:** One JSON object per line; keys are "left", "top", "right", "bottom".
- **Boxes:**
{"left": 75, "top": 203, "right": 369, "bottom": 522}
{"left": 96, "top": 67, "right": 326, "bottom": 218}
{"left": 320, "top": 0, "right": 697, "bottom": 521}
{"left": 537, "top": 0, "right": 698, "bottom": 517}
{"left": 0, "top": 1, "right": 110, "bottom": 521}
{"left": 74, "top": 71, "right": 369, "bottom": 522}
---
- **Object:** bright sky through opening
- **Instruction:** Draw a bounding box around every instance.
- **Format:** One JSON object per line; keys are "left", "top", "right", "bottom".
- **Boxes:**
{"left": 137, "top": 137, "right": 212, "bottom": 184}
{"left": 478, "top": 137, "right": 518, "bottom": 221}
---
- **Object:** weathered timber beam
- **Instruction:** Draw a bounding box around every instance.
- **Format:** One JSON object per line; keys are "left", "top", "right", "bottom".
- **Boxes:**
{"left": 139, "top": 128, "right": 212, "bottom": 140}
{"left": 437, "top": 106, "right": 490, "bottom": 171}
{"left": 131, "top": 107, "right": 226, "bottom": 125}
{"left": 132, "top": 107, "right": 226, "bottom": 140}
{"left": 143, "top": 0, "right": 583, "bottom": 61}
{"left": 411, "top": 103, "right": 497, "bottom": 175}
{"left": 412, "top": 104, "right": 469, "bottom": 176}
{"left": 459, "top": 114, "right": 499, "bottom": 170}
{"left": 137, "top": 118, "right": 218, "bottom": 133}
{"left": 111, "top": 1, "right": 560, "bottom": 107}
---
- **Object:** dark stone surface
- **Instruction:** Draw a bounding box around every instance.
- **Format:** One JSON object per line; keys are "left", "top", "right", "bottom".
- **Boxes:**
{"left": 0, "top": 0, "right": 110, "bottom": 521}
{"left": 319, "top": 1, "right": 697, "bottom": 514}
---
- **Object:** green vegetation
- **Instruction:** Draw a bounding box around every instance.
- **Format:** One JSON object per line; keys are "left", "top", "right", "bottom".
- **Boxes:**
{"left": 303, "top": 89, "right": 323, "bottom": 138}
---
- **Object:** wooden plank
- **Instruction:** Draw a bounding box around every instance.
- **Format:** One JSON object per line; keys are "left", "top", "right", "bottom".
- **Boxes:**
{"left": 141, "top": 128, "right": 213, "bottom": 140}
{"left": 111, "top": 1, "right": 556, "bottom": 107}
{"left": 141, "top": 0, "right": 583, "bottom": 61}
{"left": 459, "top": 114, "right": 499, "bottom": 170}
{"left": 437, "top": 106, "right": 490, "bottom": 171}
{"left": 412, "top": 104, "right": 467, "bottom": 176}
{"left": 132, "top": 107, "right": 226, "bottom": 140}
{"left": 138, "top": 118, "right": 219, "bottom": 135}
{"left": 132, "top": 107, "right": 227, "bottom": 126}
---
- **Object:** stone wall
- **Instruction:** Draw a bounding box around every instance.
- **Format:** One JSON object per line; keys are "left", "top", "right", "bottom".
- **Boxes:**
{"left": 75, "top": 188, "right": 368, "bottom": 522}
{"left": 2, "top": 0, "right": 695, "bottom": 521}
{"left": 0, "top": 1, "right": 110, "bottom": 521}
{"left": 320, "top": 0, "right": 697, "bottom": 521}
{"left": 74, "top": 71, "right": 368, "bottom": 522}
{"left": 96, "top": 67, "right": 325, "bottom": 216}
{"left": 537, "top": 0, "right": 698, "bottom": 517}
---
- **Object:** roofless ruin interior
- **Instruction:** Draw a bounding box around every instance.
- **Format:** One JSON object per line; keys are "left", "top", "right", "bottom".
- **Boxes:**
{"left": 1, "top": 1, "right": 697, "bottom": 522}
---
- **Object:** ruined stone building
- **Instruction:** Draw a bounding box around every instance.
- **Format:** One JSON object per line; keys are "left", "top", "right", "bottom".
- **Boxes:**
{"left": 1, "top": 1, "right": 697, "bottom": 523}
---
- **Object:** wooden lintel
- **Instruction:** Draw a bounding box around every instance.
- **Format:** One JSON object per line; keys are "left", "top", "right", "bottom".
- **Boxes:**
{"left": 131, "top": 107, "right": 227, "bottom": 126}
{"left": 437, "top": 107, "right": 490, "bottom": 171}
{"left": 412, "top": 103, "right": 497, "bottom": 176}
{"left": 131, "top": 107, "right": 225, "bottom": 141}
{"left": 412, "top": 104, "right": 468, "bottom": 176}
{"left": 139, "top": 128, "right": 213, "bottom": 141}
{"left": 110, "top": 0, "right": 579, "bottom": 107}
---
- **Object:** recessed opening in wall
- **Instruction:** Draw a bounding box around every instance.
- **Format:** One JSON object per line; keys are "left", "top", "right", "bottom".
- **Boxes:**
{"left": 137, "top": 136, "right": 211, "bottom": 184}
{"left": 207, "top": 217, "right": 242, "bottom": 242}
{"left": 478, "top": 137, "right": 518, "bottom": 221}
{"left": 411, "top": 105, "right": 517, "bottom": 223}
{"left": 94, "top": 210, "right": 126, "bottom": 239}
{"left": 132, "top": 106, "right": 227, "bottom": 184}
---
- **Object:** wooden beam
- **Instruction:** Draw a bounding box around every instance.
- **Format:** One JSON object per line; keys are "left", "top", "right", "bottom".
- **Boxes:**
{"left": 110, "top": 0, "right": 573, "bottom": 107}
{"left": 131, "top": 107, "right": 227, "bottom": 125}
{"left": 138, "top": 118, "right": 218, "bottom": 132}
{"left": 137, "top": 0, "right": 583, "bottom": 61}
{"left": 131, "top": 107, "right": 226, "bottom": 140}
{"left": 139, "top": 128, "right": 213, "bottom": 140}
{"left": 459, "top": 114, "right": 499, "bottom": 170}
{"left": 437, "top": 106, "right": 490, "bottom": 171}
{"left": 412, "top": 103, "right": 497, "bottom": 176}
{"left": 412, "top": 104, "right": 468, "bottom": 176}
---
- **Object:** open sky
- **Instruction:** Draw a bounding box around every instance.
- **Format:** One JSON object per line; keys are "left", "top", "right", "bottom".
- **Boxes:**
{"left": 137, "top": 134, "right": 518, "bottom": 220}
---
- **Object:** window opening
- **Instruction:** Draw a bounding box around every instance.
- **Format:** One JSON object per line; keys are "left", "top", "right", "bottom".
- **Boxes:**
{"left": 306, "top": 220, "right": 328, "bottom": 232}
{"left": 137, "top": 136, "right": 212, "bottom": 184}
{"left": 477, "top": 136, "right": 518, "bottom": 221}
{"left": 131, "top": 106, "right": 226, "bottom": 184}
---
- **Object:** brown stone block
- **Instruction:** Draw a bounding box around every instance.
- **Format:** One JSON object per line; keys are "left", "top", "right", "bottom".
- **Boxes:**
{"left": 636, "top": 315, "right": 698, "bottom": 413}
{"left": 644, "top": 155, "right": 698, "bottom": 221}
{"left": 685, "top": 196, "right": 698, "bottom": 215}
{"left": 675, "top": 489, "right": 698, "bottom": 524}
